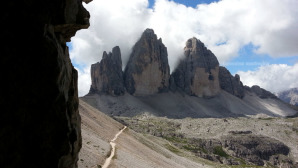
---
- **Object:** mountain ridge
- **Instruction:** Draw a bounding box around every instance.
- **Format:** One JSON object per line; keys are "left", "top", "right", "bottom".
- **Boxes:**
{"left": 277, "top": 88, "right": 298, "bottom": 106}
{"left": 86, "top": 28, "right": 297, "bottom": 118}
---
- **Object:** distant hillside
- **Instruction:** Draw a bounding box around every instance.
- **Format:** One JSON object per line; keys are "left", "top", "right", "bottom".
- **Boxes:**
{"left": 277, "top": 88, "right": 298, "bottom": 106}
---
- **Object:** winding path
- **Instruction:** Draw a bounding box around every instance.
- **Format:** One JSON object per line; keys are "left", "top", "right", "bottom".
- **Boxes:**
{"left": 102, "top": 126, "right": 127, "bottom": 168}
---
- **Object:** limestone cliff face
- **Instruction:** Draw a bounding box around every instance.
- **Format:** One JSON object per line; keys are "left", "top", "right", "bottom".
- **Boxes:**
{"left": 172, "top": 38, "right": 220, "bottom": 97}
{"left": 219, "top": 66, "right": 245, "bottom": 98}
{"left": 89, "top": 46, "right": 125, "bottom": 96}
{"left": 1, "top": 0, "right": 90, "bottom": 167}
{"left": 124, "top": 29, "right": 170, "bottom": 96}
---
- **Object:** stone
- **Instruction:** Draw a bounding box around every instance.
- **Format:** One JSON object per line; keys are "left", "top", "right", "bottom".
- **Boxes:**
{"left": 169, "top": 75, "right": 177, "bottom": 92}
{"left": 124, "top": 28, "right": 170, "bottom": 96}
{"left": 171, "top": 37, "right": 220, "bottom": 97}
{"left": 89, "top": 46, "right": 125, "bottom": 96}
{"left": 0, "top": 0, "right": 90, "bottom": 167}
{"left": 249, "top": 85, "right": 277, "bottom": 99}
{"left": 222, "top": 135, "right": 290, "bottom": 166}
{"left": 218, "top": 66, "right": 245, "bottom": 98}
{"left": 277, "top": 88, "right": 298, "bottom": 106}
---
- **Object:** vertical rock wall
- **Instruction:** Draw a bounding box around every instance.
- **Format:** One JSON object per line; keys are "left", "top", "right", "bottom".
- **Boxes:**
{"left": 0, "top": 0, "right": 90, "bottom": 167}
{"left": 219, "top": 66, "right": 245, "bottom": 98}
{"left": 124, "top": 29, "right": 170, "bottom": 96}
{"left": 172, "top": 38, "right": 220, "bottom": 97}
{"left": 89, "top": 46, "right": 125, "bottom": 96}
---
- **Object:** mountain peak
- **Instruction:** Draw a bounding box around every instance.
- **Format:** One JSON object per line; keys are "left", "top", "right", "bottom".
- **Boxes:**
{"left": 172, "top": 37, "right": 220, "bottom": 97}
{"left": 124, "top": 28, "right": 170, "bottom": 96}
{"left": 89, "top": 46, "right": 125, "bottom": 96}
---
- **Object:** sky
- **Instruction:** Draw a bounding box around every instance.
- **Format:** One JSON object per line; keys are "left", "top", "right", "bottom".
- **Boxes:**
{"left": 69, "top": 0, "right": 298, "bottom": 96}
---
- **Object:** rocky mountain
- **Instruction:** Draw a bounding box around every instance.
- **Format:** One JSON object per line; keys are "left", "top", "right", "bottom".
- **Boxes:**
{"left": 86, "top": 28, "right": 296, "bottom": 118}
{"left": 124, "top": 29, "right": 170, "bottom": 96}
{"left": 278, "top": 88, "right": 298, "bottom": 106}
{"left": 171, "top": 37, "right": 220, "bottom": 97}
{"left": 89, "top": 46, "right": 125, "bottom": 96}
{"left": 218, "top": 66, "right": 244, "bottom": 98}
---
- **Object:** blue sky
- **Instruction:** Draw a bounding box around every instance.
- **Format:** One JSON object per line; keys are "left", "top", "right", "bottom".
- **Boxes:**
{"left": 148, "top": 0, "right": 219, "bottom": 8}
{"left": 70, "top": 0, "right": 298, "bottom": 96}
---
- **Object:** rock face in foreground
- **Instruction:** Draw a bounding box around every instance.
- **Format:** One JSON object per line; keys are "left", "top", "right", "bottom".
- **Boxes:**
{"left": 219, "top": 66, "right": 245, "bottom": 98}
{"left": 124, "top": 29, "right": 170, "bottom": 96}
{"left": 172, "top": 38, "right": 220, "bottom": 97}
{"left": 1, "top": 0, "right": 90, "bottom": 167}
{"left": 89, "top": 46, "right": 125, "bottom": 96}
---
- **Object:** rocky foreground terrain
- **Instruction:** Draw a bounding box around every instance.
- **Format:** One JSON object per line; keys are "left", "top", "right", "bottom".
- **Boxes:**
{"left": 79, "top": 98, "right": 298, "bottom": 168}
{"left": 115, "top": 115, "right": 298, "bottom": 167}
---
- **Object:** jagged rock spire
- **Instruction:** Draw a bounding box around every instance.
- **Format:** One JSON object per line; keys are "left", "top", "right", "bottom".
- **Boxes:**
{"left": 171, "top": 37, "right": 220, "bottom": 97}
{"left": 89, "top": 46, "right": 125, "bottom": 96}
{"left": 124, "top": 28, "right": 170, "bottom": 96}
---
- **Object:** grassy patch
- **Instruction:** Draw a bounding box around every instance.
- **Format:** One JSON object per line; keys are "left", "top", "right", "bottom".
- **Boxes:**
{"left": 182, "top": 144, "right": 197, "bottom": 151}
{"left": 164, "top": 136, "right": 187, "bottom": 144}
{"left": 213, "top": 146, "right": 229, "bottom": 158}
{"left": 182, "top": 144, "right": 207, "bottom": 154}
{"left": 164, "top": 143, "right": 181, "bottom": 154}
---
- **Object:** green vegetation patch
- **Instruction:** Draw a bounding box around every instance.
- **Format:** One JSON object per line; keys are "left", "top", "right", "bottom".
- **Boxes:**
{"left": 164, "top": 143, "right": 181, "bottom": 154}
{"left": 213, "top": 146, "right": 229, "bottom": 158}
{"left": 164, "top": 135, "right": 187, "bottom": 144}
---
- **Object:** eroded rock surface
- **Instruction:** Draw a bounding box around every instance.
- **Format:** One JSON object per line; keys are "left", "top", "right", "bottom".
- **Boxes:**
{"left": 1, "top": 0, "right": 90, "bottom": 167}
{"left": 172, "top": 38, "right": 220, "bottom": 97}
{"left": 245, "top": 85, "right": 277, "bottom": 99}
{"left": 124, "top": 29, "right": 170, "bottom": 96}
{"left": 89, "top": 46, "right": 125, "bottom": 96}
{"left": 219, "top": 66, "right": 245, "bottom": 98}
{"left": 118, "top": 117, "right": 296, "bottom": 167}
{"left": 278, "top": 88, "right": 298, "bottom": 106}
{"left": 222, "top": 134, "right": 290, "bottom": 166}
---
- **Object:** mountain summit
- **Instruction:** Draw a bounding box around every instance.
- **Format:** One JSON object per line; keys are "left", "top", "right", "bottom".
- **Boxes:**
{"left": 124, "top": 29, "right": 170, "bottom": 96}
{"left": 89, "top": 46, "right": 125, "bottom": 96}
{"left": 171, "top": 37, "right": 220, "bottom": 97}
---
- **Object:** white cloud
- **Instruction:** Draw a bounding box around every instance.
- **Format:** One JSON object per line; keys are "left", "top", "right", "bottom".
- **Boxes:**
{"left": 72, "top": 0, "right": 298, "bottom": 96}
{"left": 237, "top": 63, "right": 298, "bottom": 93}
{"left": 76, "top": 67, "right": 91, "bottom": 97}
